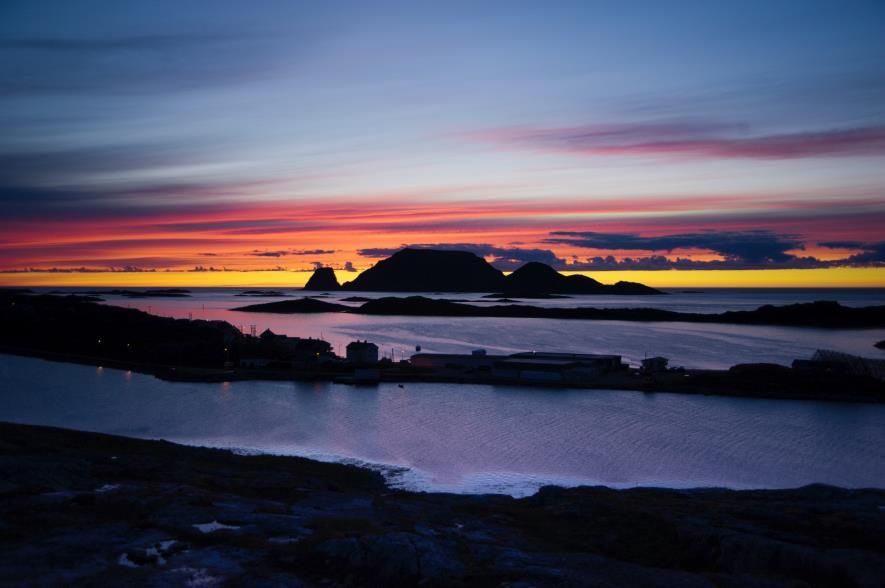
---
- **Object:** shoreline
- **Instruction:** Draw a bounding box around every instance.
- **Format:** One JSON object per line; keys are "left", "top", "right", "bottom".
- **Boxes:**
{"left": 232, "top": 296, "right": 885, "bottom": 329}
{"left": 2, "top": 292, "right": 883, "bottom": 404}
{"left": 2, "top": 346, "right": 884, "bottom": 404}
{"left": 1, "top": 421, "right": 883, "bottom": 585}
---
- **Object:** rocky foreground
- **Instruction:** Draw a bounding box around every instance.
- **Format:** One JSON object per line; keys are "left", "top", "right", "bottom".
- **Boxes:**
{"left": 1, "top": 423, "right": 884, "bottom": 586}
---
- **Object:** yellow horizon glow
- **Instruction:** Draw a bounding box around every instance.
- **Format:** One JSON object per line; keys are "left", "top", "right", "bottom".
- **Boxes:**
{"left": 1, "top": 267, "right": 884, "bottom": 288}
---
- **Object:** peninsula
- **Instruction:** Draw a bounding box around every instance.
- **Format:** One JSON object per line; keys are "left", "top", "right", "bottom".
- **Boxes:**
{"left": 2, "top": 292, "right": 884, "bottom": 402}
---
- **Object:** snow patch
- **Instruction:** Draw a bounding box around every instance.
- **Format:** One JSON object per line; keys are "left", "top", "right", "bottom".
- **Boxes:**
{"left": 193, "top": 520, "right": 239, "bottom": 533}
{"left": 118, "top": 553, "right": 139, "bottom": 568}
{"left": 172, "top": 566, "right": 220, "bottom": 587}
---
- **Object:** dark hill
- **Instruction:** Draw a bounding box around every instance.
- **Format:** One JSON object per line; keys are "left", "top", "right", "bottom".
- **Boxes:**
{"left": 342, "top": 248, "right": 506, "bottom": 292}
{"left": 504, "top": 262, "right": 592, "bottom": 292}
{"left": 303, "top": 267, "right": 340, "bottom": 291}
{"left": 358, "top": 296, "right": 483, "bottom": 316}
{"left": 340, "top": 248, "right": 661, "bottom": 294}
{"left": 608, "top": 280, "right": 665, "bottom": 295}
{"left": 0, "top": 293, "right": 239, "bottom": 367}
{"left": 231, "top": 294, "right": 885, "bottom": 328}
{"left": 234, "top": 297, "right": 349, "bottom": 313}
{"left": 502, "top": 262, "right": 662, "bottom": 295}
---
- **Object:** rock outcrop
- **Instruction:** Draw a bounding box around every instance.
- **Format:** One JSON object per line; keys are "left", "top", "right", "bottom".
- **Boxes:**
{"left": 342, "top": 248, "right": 506, "bottom": 292}
{"left": 303, "top": 267, "right": 341, "bottom": 291}
{"left": 1, "top": 422, "right": 883, "bottom": 587}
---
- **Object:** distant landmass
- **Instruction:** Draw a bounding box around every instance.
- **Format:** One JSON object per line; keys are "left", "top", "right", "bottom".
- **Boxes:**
{"left": 303, "top": 267, "right": 340, "bottom": 291}
{"left": 84, "top": 289, "right": 191, "bottom": 298}
{"left": 304, "top": 248, "right": 663, "bottom": 294}
{"left": 502, "top": 261, "right": 660, "bottom": 295}
{"left": 235, "top": 290, "right": 289, "bottom": 297}
{"left": 342, "top": 249, "right": 505, "bottom": 292}
{"left": 234, "top": 296, "right": 885, "bottom": 329}
{"left": 235, "top": 298, "right": 349, "bottom": 313}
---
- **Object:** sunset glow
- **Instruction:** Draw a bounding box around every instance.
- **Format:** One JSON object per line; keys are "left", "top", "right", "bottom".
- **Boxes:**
{"left": 2, "top": 2, "right": 884, "bottom": 287}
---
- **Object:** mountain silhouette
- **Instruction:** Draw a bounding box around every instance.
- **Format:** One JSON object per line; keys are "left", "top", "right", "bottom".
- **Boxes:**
{"left": 341, "top": 249, "right": 506, "bottom": 292}
{"left": 330, "top": 248, "right": 662, "bottom": 294}
{"left": 502, "top": 261, "right": 661, "bottom": 295}
{"left": 303, "top": 267, "right": 341, "bottom": 291}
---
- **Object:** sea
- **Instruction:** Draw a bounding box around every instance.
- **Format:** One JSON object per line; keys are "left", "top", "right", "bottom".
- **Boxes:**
{"left": 1, "top": 287, "right": 884, "bottom": 496}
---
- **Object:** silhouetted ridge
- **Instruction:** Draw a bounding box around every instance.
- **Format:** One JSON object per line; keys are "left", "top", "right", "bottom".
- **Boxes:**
{"left": 232, "top": 295, "right": 885, "bottom": 328}
{"left": 340, "top": 248, "right": 662, "bottom": 294}
{"left": 501, "top": 261, "right": 661, "bottom": 294}
{"left": 506, "top": 262, "right": 583, "bottom": 290}
{"left": 342, "top": 248, "right": 506, "bottom": 292}
{"left": 235, "top": 298, "right": 349, "bottom": 313}
{"left": 304, "top": 267, "right": 341, "bottom": 291}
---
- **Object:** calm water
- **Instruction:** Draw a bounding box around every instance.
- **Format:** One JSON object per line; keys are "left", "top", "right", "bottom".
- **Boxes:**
{"left": 2, "top": 354, "right": 884, "bottom": 496}
{"left": 40, "top": 287, "right": 885, "bottom": 369}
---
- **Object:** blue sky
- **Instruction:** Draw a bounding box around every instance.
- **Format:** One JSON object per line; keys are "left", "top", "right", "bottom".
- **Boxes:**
{"left": 1, "top": 0, "right": 884, "bottom": 278}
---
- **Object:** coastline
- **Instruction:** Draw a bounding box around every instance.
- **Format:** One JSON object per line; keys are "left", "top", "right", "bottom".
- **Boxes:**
{"left": 2, "top": 292, "right": 883, "bottom": 404}
{"left": 233, "top": 296, "right": 885, "bottom": 329}
{"left": 2, "top": 346, "right": 883, "bottom": 404}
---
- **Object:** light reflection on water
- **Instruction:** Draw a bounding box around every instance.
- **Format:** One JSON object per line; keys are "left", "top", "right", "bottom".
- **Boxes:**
{"left": 2, "top": 354, "right": 883, "bottom": 496}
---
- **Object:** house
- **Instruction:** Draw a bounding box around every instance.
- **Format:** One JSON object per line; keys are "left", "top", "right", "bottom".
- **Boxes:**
{"left": 347, "top": 340, "right": 379, "bottom": 364}
{"left": 259, "top": 328, "right": 288, "bottom": 342}
{"left": 253, "top": 328, "right": 333, "bottom": 362}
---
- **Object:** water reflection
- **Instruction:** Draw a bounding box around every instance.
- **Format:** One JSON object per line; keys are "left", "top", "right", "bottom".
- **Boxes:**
{"left": 2, "top": 354, "right": 882, "bottom": 496}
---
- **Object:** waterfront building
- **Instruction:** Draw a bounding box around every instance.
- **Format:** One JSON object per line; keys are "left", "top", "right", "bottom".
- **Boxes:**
{"left": 347, "top": 340, "right": 379, "bottom": 364}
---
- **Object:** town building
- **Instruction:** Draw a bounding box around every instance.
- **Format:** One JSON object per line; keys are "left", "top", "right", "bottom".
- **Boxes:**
{"left": 410, "top": 349, "right": 505, "bottom": 371}
{"left": 410, "top": 350, "right": 625, "bottom": 383}
{"left": 347, "top": 340, "right": 379, "bottom": 364}
{"left": 249, "top": 328, "right": 333, "bottom": 363}
{"left": 493, "top": 353, "right": 624, "bottom": 383}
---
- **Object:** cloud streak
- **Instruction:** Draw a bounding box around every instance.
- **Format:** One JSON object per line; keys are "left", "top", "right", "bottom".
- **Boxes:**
{"left": 547, "top": 230, "right": 885, "bottom": 270}
{"left": 0, "top": 32, "right": 280, "bottom": 96}
{"left": 546, "top": 230, "right": 804, "bottom": 263}
{"left": 248, "top": 249, "right": 336, "bottom": 257}
{"left": 470, "top": 122, "right": 885, "bottom": 160}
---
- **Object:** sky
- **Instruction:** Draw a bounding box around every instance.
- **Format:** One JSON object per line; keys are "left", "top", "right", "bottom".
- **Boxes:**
{"left": 1, "top": 0, "right": 884, "bottom": 287}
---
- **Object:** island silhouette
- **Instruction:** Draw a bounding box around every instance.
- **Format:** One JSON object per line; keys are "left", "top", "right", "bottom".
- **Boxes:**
{"left": 304, "top": 248, "right": 662, "bottom": 294}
